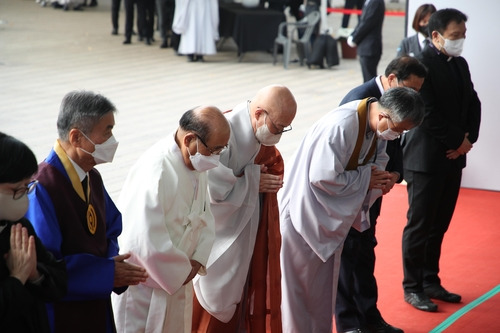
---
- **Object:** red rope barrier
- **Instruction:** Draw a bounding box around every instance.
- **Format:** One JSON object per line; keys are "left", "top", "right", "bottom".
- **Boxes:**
{"left": 327, "top": 7, "right": 405, "bottom": 17}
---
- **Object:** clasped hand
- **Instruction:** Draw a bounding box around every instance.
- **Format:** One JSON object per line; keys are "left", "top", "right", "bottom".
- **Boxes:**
{"left": 259, "top": 164, "right": 283, "bottom": 193}
{"left": 6, "top": 223, "right": 39, "bottom": 284}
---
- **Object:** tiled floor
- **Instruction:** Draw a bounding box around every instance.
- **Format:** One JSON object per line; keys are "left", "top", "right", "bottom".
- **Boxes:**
{"left": 0, "top": 0, "right": 406, "bottom": 200}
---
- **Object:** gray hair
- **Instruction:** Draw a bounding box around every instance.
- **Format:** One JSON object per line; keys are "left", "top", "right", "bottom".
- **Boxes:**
{"left": 57, "top": 90, "right": 116, "bottom": 141}
{"left": 379, "top": 87, "right": 424, "bottom": 125}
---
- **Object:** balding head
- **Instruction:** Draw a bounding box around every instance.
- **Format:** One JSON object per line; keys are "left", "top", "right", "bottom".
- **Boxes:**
{"left": 248, "top": 85, "right": 297, "bottom": 145}
{"left": 177, "top": 105, "right": 230, "bottom": 170}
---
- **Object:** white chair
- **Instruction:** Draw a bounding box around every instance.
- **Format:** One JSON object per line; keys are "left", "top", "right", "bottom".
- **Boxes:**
{"left": 272, "top": 10, "right": 321, "bottom": 69}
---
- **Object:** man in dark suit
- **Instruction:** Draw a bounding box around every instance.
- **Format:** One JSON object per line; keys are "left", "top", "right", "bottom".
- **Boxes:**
{"left": 402, "top": 8, "right": 481, "bottom": 312}
{"left": 335, "top": 56, "right": 427, "bottom": 333}
{"left": 347, "top": 0, "right": 385, "bottom": 82}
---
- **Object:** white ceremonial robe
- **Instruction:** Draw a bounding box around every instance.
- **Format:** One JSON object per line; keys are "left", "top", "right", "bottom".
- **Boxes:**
{"left": 172, "top": 0, "right": 219, "bottom": 55}
{"left": 279, "top": 100, "right": 388, "bottom": 333}
{"left": 112, "top": 134, "right": 215, "bottom": 333}
{"left": 193, "top": 101, "right": 262, "bottom": 323}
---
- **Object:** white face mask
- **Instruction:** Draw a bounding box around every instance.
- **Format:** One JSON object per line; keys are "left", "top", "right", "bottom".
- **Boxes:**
{"left": 377, "top": 128, "right": 401, "bottom": 141}
{"left": 79, "top": 132, "right": 119, "bottom": 164}
{"left": 438, "top": 33, "right": 465, "bottom": 57}
{"left": 376, "top": 116, "right": 401, "bottom": 141}
{"left": 0, "top": 192, "right": 29, "bottom": 222}
{"left": 255, "top": 114, "right": 282, "bottom": 146}
{"left": 187, "top": 139, "right": 220, "bottom": 172}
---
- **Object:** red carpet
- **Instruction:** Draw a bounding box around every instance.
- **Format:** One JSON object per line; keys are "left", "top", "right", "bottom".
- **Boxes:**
{"left": 373, "top": 185, "right": 500, "bottom": 333}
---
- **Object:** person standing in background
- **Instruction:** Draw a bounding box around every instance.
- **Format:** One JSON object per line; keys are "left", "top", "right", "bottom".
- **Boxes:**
{"left": 347, "top": 0, "right": 385, "bottom": 82}
{"left": 341, "top": 0, "right": 365, "bottom": 28}
{"left": 156, "top": 0, "right": 176, "bottom": 48}
{"left": 397, "top": 4, "right": 436, "bottom": 57}
{"left": 172, "top": 0, "right": 219, "bottom": 62}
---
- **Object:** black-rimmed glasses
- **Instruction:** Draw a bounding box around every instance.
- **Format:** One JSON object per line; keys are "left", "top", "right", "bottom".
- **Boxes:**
{"left": 196, "top": 135, "right": 228, "bottom": 155}
{"left": 13, "top": 180, "right": 38, "bottom": 200}
{"left": 262, "top": 110, "right": 292, "bottom": 134}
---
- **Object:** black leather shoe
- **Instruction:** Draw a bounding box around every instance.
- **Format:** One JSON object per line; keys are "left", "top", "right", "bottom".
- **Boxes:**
{"left": 367, "top": 318, "right": 404, "bottom": 333}
{"left": 425, "top": 286, "right": 461, "bottom": 303}
{"left": 160, "top": 40, "right": 168, "bottom": 48}
{"left": 123, "top": 38, "right": 131, "bottom": 45}
{"left": 145, "top": 38, "right": 152, "bottom": 45}
{"left": 111, "top": 28, "right": 118, "bottom": 35}
{"left": 404, "top": 292, "right": 438, "bottom": 312}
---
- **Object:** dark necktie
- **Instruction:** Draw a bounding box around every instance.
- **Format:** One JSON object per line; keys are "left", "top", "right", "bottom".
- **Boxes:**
{"left": 82, "top": 176, "right": 88, "bottom": 198}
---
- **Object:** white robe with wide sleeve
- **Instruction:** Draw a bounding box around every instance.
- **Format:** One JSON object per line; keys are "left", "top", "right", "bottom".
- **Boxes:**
{"left": 193, "top": 101, "right": 262, "bottom": 323}
{"left": 279, "top": 100, "right": 388, "bottom": 332}
{"left": 279, "top": 99, "right": 388, "bottom": 263}
{"left": 111, "top": 134, "right": 215, "bottom": 333}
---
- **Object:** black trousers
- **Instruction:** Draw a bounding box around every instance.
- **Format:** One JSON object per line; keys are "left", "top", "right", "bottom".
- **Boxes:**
{"left": 111, "top": 0, "right": 121, "bottom": 31}
{"left": 335, "top": 197, "right": 382, "bottom": 332}
{"left": 359, "top": 54, "right": 380, "bottom": 83}
{"left": 341, "top": 0, "right": 365, "bottom": 28}
{"left": 155, "top": 0, "right": 175, "bottom": 41}
{"left": 124, "top": 0, "right": 154, "bottom": 40}
{"left": 402, "top": 168, "right": 462, "bottom": 293}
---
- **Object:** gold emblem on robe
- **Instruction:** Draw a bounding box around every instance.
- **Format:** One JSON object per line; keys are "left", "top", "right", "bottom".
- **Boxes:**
{"left": 87, "top": 204, "right": 97, "bottom": 234}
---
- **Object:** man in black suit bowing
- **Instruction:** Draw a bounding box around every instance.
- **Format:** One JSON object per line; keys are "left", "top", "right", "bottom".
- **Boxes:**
{"left": 347, "top": 0, "right": 385, "bottom": 82}
{"left": 402, "top": 8, "right": 481, "bottom": 312}
{"left": 335, "top": 56, "right": 427, "bottom": 333}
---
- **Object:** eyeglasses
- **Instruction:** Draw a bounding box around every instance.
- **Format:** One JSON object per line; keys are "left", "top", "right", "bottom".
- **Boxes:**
{"left": 196, "top": 134, "right": 228, "bottom": 155}
{"left": 12, "top": 180, "right": 38, "bottom": 200}
{"left": 386, "top": 116, "right": 409, "bottom": 136}
{"left": 261, "top": 110, "right": 292, "bottom": 134}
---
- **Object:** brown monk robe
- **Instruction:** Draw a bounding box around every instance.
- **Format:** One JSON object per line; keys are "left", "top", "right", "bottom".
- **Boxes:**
{"left": 192, "top": 145, "right": 284, "bottom": 333}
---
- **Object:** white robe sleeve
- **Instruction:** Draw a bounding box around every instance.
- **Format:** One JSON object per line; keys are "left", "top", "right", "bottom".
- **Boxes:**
{"left": 118, "top": 144, "right": 193, "bottom": 295}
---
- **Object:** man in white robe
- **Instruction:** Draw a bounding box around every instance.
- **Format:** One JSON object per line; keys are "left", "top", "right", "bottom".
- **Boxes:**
{"left": 279, "top": 87, "right": 425, "bottom": 333}
{"left": 111, "top": 106, "right": 230, "bottom": 333}
{"left": 192, "top": 85, "right": 297, "bottom": 332}
{"left": 172, "top": 0, "right": 219, "bottom": 62}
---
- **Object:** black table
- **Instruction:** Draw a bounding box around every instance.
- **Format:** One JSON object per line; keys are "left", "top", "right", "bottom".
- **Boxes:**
{"left": 219, "top": 3, "right": 286, "bottom": 59}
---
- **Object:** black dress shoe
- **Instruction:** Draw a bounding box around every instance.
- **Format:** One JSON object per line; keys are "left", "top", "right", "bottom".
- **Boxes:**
{"left": 367, "top": 318, "right": 404, "bottom": 333}
{"left": 123, "top": 38, "right": 131, "bottom": 45}
{"left": 111, "top": 28, "right": 118, "bottom": 35}
{"left": 73, "top": 4, "right": 83, "bottom": 10}
{"left": 160, "top": 40, "right": 169, "bottom": 48}
{"left": 145, "top": 38, "right": 152, "bottom": 45}
{"left": 424, "top": 286, "right": 461, "bottom": 303}
{"left": 89, "top": 0, "right": 97, "bottom": 6}
{"left": 52, "top": 2, "right": 63, "bottom": 8}
{"left": 187, "top": 54, "right": 196, "bottom": 62}
{"left": 404, "top": 292, "right": 438, "bottom": 312}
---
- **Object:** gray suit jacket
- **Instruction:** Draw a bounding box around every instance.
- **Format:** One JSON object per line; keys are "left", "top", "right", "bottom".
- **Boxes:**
{"left": 397, "top": 34, "right": 424, "bottom": 57}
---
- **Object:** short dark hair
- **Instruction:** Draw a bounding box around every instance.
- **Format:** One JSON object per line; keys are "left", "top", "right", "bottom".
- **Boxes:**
{"left": 0, "top": 132, "right": 38, "bottom": 183}
{"left": 428, "top": 8, "right": 467, "bottom": 36}
{"left": 179, "top": 108, "right": 211, "bottom": 143}
{"left": 384, "top": 56, "right": 428, "bottom": 80}
{"left": 57, "top": 91, "right": 116, "bottom": 141}
{"left": 379, "top": 87, "right": 424, "bottom": 125}
{"left": 412, "top": 4, "right": 437, "bottom": 32}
